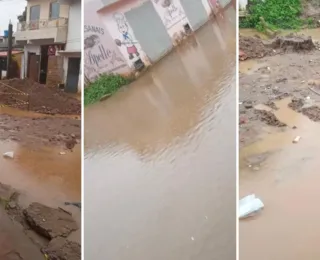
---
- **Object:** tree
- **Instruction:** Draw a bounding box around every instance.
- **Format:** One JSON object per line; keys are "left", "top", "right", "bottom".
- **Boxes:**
{"left": 17, "top": 7, "right": 27, "bottom": 22}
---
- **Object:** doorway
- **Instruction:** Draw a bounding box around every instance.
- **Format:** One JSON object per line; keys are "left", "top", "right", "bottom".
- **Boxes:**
{"left": 39, "top": 45, "right": 49, "bottom": 84}
{"left": 27, "top": 53, "right": 40, "bottom": 82}
{"left": 66, "top": 57, "right": 80, "bottom": 93}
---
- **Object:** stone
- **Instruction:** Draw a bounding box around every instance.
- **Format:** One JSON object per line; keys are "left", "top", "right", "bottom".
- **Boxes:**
{"left": 43, "top": 237, "right": 81, "bottom": 260}
{"left": 23, "top": 203, "right": 78, "bottom": 240}
{"left": 0, "top": 183, "right": 16, "bottom": 203}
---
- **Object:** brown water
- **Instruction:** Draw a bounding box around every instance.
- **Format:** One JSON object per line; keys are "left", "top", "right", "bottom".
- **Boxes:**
{"left": 84, "top": 7, "right": 236, "bottom": 260}
{"left": 240, "top": 98, "right": 320, "bottom": 260}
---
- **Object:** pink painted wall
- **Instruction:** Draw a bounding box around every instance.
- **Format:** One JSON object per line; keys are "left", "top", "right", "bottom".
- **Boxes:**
{"left": 84, "top": 0, "right": 130, "bottom": 81}
{"left": 98, "top": 0, "right": 151, "bottom": 68}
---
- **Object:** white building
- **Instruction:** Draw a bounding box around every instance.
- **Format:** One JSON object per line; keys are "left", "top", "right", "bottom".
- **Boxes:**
{"left": 15, "top": 0, "right": 81, "bottom": 93}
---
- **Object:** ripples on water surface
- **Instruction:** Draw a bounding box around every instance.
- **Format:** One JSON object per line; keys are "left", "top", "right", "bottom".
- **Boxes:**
{"left": 85, "top": 7, "right": 236, "bottom": 260}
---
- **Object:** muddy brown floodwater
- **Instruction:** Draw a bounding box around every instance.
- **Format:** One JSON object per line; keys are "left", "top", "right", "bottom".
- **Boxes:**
{"left": 84, "top": 6, "right": 236, "bottom": 260}
{"left": 239, "top": 28, "right": 320, "bottom": 260}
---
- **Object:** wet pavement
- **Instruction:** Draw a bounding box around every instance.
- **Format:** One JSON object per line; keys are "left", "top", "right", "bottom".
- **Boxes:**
{"left": 239, "top": 29, "right": 320, "bottom": 260}
{"left": 84, "top": 7, "right": 236, "bottom": 260}
{"left": 0, "top": 208, "right": 44, "bottom": 260}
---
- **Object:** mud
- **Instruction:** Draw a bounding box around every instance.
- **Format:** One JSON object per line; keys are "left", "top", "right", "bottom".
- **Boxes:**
{"left": 240, "top": 28, "right": 320, "bottom": 260}
{"left": 239, "top": 34, "right": 317, "bottom": 60}
{"left": 255, "top": 110, "right": 287, "bottom": 127}
{"left": 239, "top": 44, "right": 320, "bottom": 147}
{"left": 0, "top": 79, "right": 81, "bottom": 115}
{"left": 43, "top": 237, "right": 81, "bottom": 260}
{"left": 0, "top": 114, "right": 80, "bottom": 147}
{"left": 0, "top": 183, "right": 80, "bottom": 260}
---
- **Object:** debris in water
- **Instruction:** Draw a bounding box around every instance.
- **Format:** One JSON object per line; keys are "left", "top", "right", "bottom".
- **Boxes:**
{"left": 59, "top": 151, "right": 66, "bottom": 155}
{"left": 3, "top": 151, "right": 14, "bottom": 159}
{"left": 239, "top": 194, "right": 264, "bottom": 219}
{"left": 293, "top": 136, "right": 301, "bottom": 143}
{"left": 191, "top": 237, "right": 195, "bottom": 241}
{"left": 65, "top": 202, "right": 81, "bottom": 209}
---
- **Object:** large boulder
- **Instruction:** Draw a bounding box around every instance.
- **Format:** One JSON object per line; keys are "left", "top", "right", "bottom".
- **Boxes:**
{"left": 23, "top": 203, "right": 78, "bottom": 239}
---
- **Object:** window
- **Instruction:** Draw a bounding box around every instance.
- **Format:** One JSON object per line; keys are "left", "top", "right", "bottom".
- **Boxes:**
{"left": 30, "top": 5, "right": 40, "bottom": 21}
{"left": 50, "top": 2, "right": 60, "bottom": 19}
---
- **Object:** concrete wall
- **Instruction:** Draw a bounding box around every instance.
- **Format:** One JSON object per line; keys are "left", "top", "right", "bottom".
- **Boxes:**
{"left": 151, "top": 0, "right": 189, "bottom": 42}
{"left": 98, "top": 0, "right": 150, "bottom": 68}
{"left": 84, "top": 0, "right": 130, "bottom": 81}
{"left": 202, "top": 0, "right": 213, "bottom": 15}
{"left": 65, "top": 0, "right": 81, "bottom": 51}
{"left": 26, "top": 0, "right": 70, "bottom": 22}
{"left": 22, "top": 45, "right": 40, "bottom": 78}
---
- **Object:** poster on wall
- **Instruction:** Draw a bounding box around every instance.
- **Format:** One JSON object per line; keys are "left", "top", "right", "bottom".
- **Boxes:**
{"left": 152, "top": 0, "right": 186, "bottom": 29}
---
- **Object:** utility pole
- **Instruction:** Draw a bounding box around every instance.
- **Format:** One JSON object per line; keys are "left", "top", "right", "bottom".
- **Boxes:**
{"left": 6, "top": 21, "right": 13, "bottom": 79}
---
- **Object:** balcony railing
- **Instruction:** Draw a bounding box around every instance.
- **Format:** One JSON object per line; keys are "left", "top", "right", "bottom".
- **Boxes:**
{"left": 17, "top": 18, "right": 68, "bottom": 32}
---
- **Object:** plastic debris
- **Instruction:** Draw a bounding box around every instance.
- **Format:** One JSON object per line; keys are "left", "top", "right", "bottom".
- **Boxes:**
{"left": 59, "top": 151, "right": 66, "bottom": 155}
{"left": 191, "top": 237, "right": 195, "bottom": 241}
{"left": 3, "top": 151, "right": 14, "bottom": 159}
{"left": 65, "top": 202, "right": 81, "bottom": 209}
{"left": 239, "top": 194, "right": 264, "bottom": 219}
{"left": 293, "top": 136, "right": 301, "bottom": 143}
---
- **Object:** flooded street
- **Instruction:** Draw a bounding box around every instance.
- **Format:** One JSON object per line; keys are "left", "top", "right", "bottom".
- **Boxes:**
{"left": 239, "top": 29, "right": 320, "bottom": 259}
{"left": 84, "top": 7, "right": 236, "bottom": 260}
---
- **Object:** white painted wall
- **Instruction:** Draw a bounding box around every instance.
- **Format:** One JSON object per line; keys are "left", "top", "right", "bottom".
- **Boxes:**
{"left": 201, "top": 0, "right": 212, "bottom": 16}
{"left": 151, "top": 0, "right": 189, "bottom": 40}
{"left": 99, "top": 1, "right": 150, "bottom": 68}
{"left": 26, "top": 0, "right": 70, "bottom": 22}
{"left": 22, "top": 45, "right": 40, "bottom": 78}
{"left": 65, "top": 0, "right": 81, "bottom": 51}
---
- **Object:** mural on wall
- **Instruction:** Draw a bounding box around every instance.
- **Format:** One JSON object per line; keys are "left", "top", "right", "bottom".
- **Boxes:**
{"left": 84, "top": 24, "right": 128, "bottom": 81}
{"left": 153, "top": 0, "right": 186, "bottom": 29}
{"left": 113, "top": 12, "right": 140, "bottom": 60}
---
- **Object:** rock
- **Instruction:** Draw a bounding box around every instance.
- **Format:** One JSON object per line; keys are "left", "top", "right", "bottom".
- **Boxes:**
{"left": 43, "top": 237, "right": 81, "bottom": 260}
{"left": 3, "top": 151, "right": 14, "bottom": 159}
{"left": 7, "top": 201, "right": 17, "bottom": 209}
{"left": 0, "top": 183, "right": 16, "bottom": 203}
{"left": 23, "top": 203, "right": 78, "bottom": 239}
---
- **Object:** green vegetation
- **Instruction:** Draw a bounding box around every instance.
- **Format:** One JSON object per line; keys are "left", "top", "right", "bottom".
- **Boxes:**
{"left": 239, "top": 0, "right": 315, "bottom": 31}
{"left": 84, "top": 74, "right": 131, "bottom": 106}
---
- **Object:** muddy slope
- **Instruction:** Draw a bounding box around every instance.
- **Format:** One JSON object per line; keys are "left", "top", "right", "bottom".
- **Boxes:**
{"left": 0, "top": 114, "right": 80, "bottom": 147}
{"left": 0, "top": 79, "right": 81, "bottom": 115}
{"left": 239, "top": 34, "right": 317, "bottom": 60}
{"left": 239, "top": 49, "right": 320, "bottom": 147}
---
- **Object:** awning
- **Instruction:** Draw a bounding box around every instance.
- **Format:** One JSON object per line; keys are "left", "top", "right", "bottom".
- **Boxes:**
{"left": 57, "top": 50, "right": 81, "bottom": 56}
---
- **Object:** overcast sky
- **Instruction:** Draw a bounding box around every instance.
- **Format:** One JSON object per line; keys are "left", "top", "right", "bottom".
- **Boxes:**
{"left": 0, "top": 0, "right": 26, "bottom": 34}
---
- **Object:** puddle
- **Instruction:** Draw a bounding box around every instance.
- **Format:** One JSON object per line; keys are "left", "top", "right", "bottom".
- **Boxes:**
{"left": 84, "top": 7, "right": 236, "bottom": 260}
{"left": 240, "top": 98, "right": 320, "bottom": 259}
{"left": 0, "top": 141, "right": 80, "bottom": 206}
{"left": 239, "top": 59, "right": 268, "bottom": 74}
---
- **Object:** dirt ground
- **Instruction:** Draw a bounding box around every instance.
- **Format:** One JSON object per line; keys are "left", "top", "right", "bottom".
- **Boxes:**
{"left": 0, "top": 115, "right": 81, "bottom": 147}
{"left": 239, "top": 35, "right": 320, "bottom": 147}
{"left": 0, "top": 79, "right": 81, "bottom": 259}
{"left": 0, "top": 79, "right": 81, "bottom": 115}
{"left": 239, "top": 34, "right": 317, "bottom": 60}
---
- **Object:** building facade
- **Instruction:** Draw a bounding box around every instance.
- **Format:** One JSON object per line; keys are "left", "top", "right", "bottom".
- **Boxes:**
{"left": 84, "top": 0, "right": 232, "bottom": 82}
{"left": 15, "top": 0, "right": 81, "bottom": 93}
